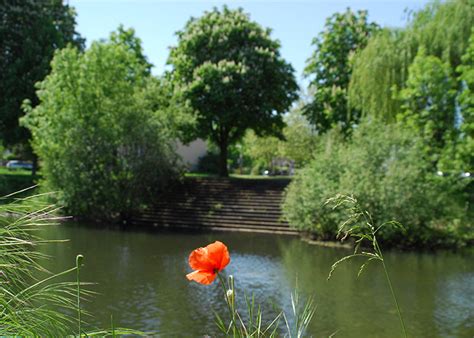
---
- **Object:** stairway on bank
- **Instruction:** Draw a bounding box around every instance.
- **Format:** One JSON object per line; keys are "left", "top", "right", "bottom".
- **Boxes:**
{"left": 130, "top": 177, "right": 297, "bottom": 235}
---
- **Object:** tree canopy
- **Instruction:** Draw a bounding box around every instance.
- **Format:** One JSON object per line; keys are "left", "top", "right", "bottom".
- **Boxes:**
{"left": 398, "top": 48, "right": 456, "bottom": 165}
{"left": 109, "top": 24, "right": 153, "bottom": 74}
{"left": 451, "top": 29, "right": 474, "bottom": 172}
{"left": 22, "top": 30, "right": 179, "bottom": 219}
{"left": 348, "top": 29, "right": 409, "bottom": 120}
{"left": 168, "top": 6, "right": 298, "bottom": 176}
{"left": 349, "top": 0, "right": 473, "bottom": 120}
{"left": 303, "top": 8, "right": 379, "bottom": 134}
{"left": 0, "top": 0, "right": 83, "bottom": 151}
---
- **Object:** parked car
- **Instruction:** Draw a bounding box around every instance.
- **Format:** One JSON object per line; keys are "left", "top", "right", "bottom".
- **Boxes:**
{"left": 6, "top": 160, "right": 33, "bottom": 170}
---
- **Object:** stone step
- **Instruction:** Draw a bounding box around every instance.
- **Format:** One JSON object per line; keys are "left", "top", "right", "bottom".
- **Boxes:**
{"left": 159, "top": 193, "right": 284, "bottom": 202}
{"left": 135, "top": 213, "right": 288, "bottom": 227}
{"left": 131, "top": 177, "right": 293, "bottom": 235}
{"left": 166, "top": 184, "right": 288, "bottom": 195}
{"left": 143, "top": 208, "right": 283, "bottom": 219}
{"left": 153, "top": 196, "right": 283, "bottom": 207}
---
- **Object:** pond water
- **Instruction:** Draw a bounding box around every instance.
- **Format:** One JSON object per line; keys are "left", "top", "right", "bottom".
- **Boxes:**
{"left": 39, "top": 223, "right": 474, "bottom": 337}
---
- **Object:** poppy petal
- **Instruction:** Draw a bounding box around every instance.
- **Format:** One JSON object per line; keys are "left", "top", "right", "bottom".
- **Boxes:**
{"left": 206, "top": 241, "right": 230, "bottom": 271}
{"left": 186, "top": 270, "right": 217, "bottom": 285}
{"left": 189, "top": 247, "right": 215, "bottom": 272}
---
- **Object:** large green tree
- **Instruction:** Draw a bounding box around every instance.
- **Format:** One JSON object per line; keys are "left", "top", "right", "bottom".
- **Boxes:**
{"left": 349, "top": 29, "right": 410, "bottom": 121}
{"left": 303, "top": 8, "right": 379, "bottom": 134}
{"left": 168, "top": 6, "right": 298, "bottom": 176}
{"left": 398, "top": 48, "right": 456, "bottom": 165}
{"left": 0, "top": 0, "right": 83, "bottom": 160}
{"left": 453, "top": 29, "right": 474, "bottom": 172}
{"left": 349, "top": 0, "right": 473, "bottom": 120}
{"left": 22, "top": 31, "right": 179, "bottom": 220}
{"left": 110, "top": 24, "right": 153, "bottom": 74}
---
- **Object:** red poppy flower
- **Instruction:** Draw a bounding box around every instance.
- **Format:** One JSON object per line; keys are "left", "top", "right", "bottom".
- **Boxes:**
{"left": 186, "top": 241, "right": 230, "bottom": 285}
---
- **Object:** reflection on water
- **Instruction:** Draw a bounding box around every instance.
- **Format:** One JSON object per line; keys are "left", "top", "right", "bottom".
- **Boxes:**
{"left": 38, "top": 223, "right": 474, "bottom": 337}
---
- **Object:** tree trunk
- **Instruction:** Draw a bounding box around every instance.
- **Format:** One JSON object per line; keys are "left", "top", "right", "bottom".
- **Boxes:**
{"left": 218, "top": 139, "right": 229, "bottom": 177}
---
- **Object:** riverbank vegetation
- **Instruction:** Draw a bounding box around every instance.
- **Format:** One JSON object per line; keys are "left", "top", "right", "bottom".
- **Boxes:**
{"left": 21, "top": 28, "right": 181, "bottom": 221}
{"left": 283, "top": 0, "right": 473, "bottom": 249}
{"left": 0, "top": 0, "right": 472, "bottom": 335}
{"left": 283, "top": 119, "right": 472, "bottom": 249}
{"left": 1, "top": 0, "right": 472, "bottom": 249}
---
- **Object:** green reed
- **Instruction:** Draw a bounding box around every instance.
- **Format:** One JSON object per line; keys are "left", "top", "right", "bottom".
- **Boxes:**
{"left": 0, "top": 189, "right": 142, "bottom": 336}
{"left": 326, "top": 194, "right": 408, "bottom": 338}
{"left": 215, "top": 273, "right": 316, "bottom": 337}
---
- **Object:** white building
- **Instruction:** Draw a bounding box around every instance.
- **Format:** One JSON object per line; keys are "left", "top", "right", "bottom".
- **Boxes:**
{"left": 175, "top": 139, "right": 207, "bottom": 171}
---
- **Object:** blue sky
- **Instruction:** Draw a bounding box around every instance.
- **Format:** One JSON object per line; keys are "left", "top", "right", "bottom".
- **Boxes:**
{"left": 70, "top": 0, "right": 431, "bottom": 84}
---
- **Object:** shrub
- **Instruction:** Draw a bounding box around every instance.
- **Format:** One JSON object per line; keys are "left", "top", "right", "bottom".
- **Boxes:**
{"left": 283, "top": 119, "right": 470, "bottom": 247}
{"left": 22, "top": 40, "right": 180, "bottom": 220}
{"left": 241, "top": 107, "right": 317, "bottom": 173}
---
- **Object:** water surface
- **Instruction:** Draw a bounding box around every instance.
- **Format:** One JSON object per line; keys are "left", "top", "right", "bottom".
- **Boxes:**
{"left": 39, "top": 223, "right": 474, "bottom": 337}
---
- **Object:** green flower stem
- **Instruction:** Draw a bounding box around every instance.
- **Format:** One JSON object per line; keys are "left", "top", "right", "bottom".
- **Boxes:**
{"left": 217, "top": 273, "right": 237, "bottom": 336}
{"left": 375, "top": 241, "right": 407, "bottom": 338}
{"left": 76, "top": 254, "right": 84, "bottom": 337}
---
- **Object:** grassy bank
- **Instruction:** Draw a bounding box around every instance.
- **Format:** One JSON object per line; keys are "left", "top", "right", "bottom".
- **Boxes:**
{"left": 186, "top": 172, "right": 292, "bottom": 180}
{"left": 0, "top": 167, "right": 39, "bottom": 198}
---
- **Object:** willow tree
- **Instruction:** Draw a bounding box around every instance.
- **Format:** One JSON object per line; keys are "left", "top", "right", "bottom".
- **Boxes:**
{"left": 349, "top": 0, "right": 473, "bottom": 120}
{"left": 349, "top": 29, "right": 410, "bottom": 120}
{"left": 168, "top": 7, "right": 298, "bottom": 177}
{"left": 303, "top": 9, "right": 379, "bottom": 134}
{"left": 407, "top": 0, "right": 474, "bottom": 69}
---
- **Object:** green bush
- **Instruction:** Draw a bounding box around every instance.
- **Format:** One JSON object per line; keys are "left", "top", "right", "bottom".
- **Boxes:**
{"left": 22, "top": 38, "right": 180, "bottom": 220}
{"left": 283, "top": 119, "right": 471, "bottom": 248}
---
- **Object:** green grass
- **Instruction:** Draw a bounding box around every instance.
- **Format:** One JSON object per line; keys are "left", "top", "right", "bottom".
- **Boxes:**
{"left": 0, "top": 167, "right": 39, "bottom": 198}
{"left": 0, "top": 192, "right": 144, "bottom": 336}
{"left": 186, "top": 172, "right": 292, "bottom": 180}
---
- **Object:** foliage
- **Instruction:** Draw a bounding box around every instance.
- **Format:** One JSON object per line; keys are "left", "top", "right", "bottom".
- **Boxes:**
{"left": 214, "top": 274, "right": 315, "bottom": 337}
{"left": 406, "top": 0, "right": 473, "bottom": 69}
{"left": 242, "top": 130, "right": 281, "bottom": 173}
{"left": 349, "top": 29, "right": 410, "bottom": 120}
{"left": 279, "top": 106, "right": 317, "bottom": 166}
{"left": 450, "top": 29, "right": 474, "bottom": 172}
{"left": 0, "top": 0, "right": 83, "bottom": 152}
{"left": 283, "top": 119, "right": 470, "bottom": 248}
{"left": 241, "top": 106, "right": 317, "bottom": 173}
{"left": 0, "top": 192, "right": 143, "bottom": 335}
{"left": 145, "top": 74, "right": 197, "bottom": 143}
{"left": 109, "top": 24, "right": 153, "bottom": 74}
{"left": 349, "top": 0, "right": 473, "bottom": 120}
{"left": 303, "top": 8, "right": 379, "bottom": 134}
{"left": 22, "top": 31, "right": 180, "bottom": 220}
{"left": 398, "top": 48, "right": 456, "bottom": 166}
{"left": 0, "top": 193, "right": 86, "bottom": 335}
{"left": 168, "top": 6, "right": 298, "bottom": 176}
